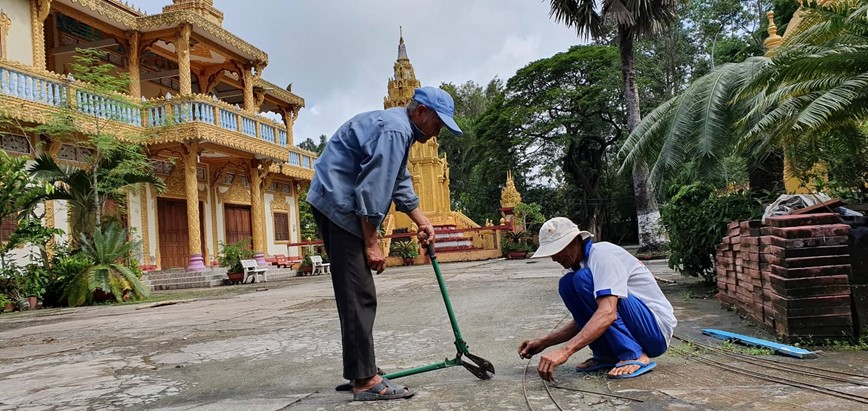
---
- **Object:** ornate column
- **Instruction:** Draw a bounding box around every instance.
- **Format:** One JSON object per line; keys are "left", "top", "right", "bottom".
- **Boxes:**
{"left": 29, "top": 0, "right": 51, "bottom": 69}
{"left": 249, "top": 159, "right": 268, "bottom": 265}
{"left": 242, "top": 64, "right": 254, "bottom": 112}
{"left": 176, "top": 24, "right": 192, "bottom": 96}
{"left": 127, "top": 31, "right": 141, "bottom": 99}
{"left": 184, "top": 141, "right": 205, "bottom": 271}
{"left": 0, "top": 12, "right": 11, "bottom": 60}
{"left": 280, "top": 106, "right": 300, "bottom": 146}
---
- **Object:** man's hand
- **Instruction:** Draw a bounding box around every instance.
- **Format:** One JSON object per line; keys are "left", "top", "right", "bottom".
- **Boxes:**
{"left": 365, "top": 243, "right": 385, "bottom": 274}
{"left": 537, "top": 347, "right": 572, "bottom": 382}
{"left": 518, "top": 338, "right": 546, "bottom": 359}
{"left": 417, "top": 223, "right": 435, "bottom": 247}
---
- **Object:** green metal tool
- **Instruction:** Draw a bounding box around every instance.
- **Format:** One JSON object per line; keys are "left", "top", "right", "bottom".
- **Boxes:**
{"left": 382, "top": 244, "right": 495, "bottom": 381}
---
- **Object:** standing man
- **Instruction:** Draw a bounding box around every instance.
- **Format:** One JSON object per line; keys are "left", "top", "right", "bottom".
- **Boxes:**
{"left": 307, "top": 86, "right": 462, "bottom": 401}
{"left": 518, "top": 217, "right": 676, "bottom": 380}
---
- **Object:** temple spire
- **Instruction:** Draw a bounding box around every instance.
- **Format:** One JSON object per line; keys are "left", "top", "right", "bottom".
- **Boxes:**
{"left": 384, "top": 28, "right": 420, "bottom": 109}
{"left": 398, "top": 26, "right": 409, "bottom": 61}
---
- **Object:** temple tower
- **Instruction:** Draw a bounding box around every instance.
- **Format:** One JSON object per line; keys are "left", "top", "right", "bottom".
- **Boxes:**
{"left": 382, "top": 30, "right": 478, "bottom": 250}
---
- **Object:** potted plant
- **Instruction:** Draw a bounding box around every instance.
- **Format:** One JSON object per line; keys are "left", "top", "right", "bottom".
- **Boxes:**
{"left": 0, "top": 293, "right": 12, "bottom": 313}
{"left": 502, "top": 230, "right": 533, "bottom": 259}
{"left": 392, "top": 241, "right": 419, "bottom": 265}
{"left": 21, "top": 264, "right": 50, "bottom": 310}
{"left": 218, "top": 239, "right": 254, "bottom": 284}
{"left": 297, "top": 255, "right": 313, "bottom": 275}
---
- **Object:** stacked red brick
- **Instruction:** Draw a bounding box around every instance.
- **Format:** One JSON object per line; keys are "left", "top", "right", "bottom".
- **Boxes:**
{"left": 762, "top": 213, "right": 853, "bottom": 340}
{"left": 716, "top": 213, "right": 853, "bottom": 341}
{"left": 715, "top": 220, "right": 765, "bottom": 324}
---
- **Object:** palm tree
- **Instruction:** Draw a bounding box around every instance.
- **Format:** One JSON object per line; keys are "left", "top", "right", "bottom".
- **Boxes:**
{"left": 618, "top": 2, "right": 868, "bottom": 193}
{"left": 548, "top": 0, "right": 678, "bottom": 248}
{"left": 65, "top": 222, "right": 150, "bottom": 306}
{"left": 27, "top": 150, "right": 165, "bottom": 240}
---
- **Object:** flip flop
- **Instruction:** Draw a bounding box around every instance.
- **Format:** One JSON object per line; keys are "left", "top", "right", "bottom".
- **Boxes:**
{"left": 575, "top": 358, "right": 616, "bottom": 373}
{"left": 352, "top": 377, "right": 414, "bottom": 401}
{"left": 607, "top": 360, "right": 656, "bottom": 379}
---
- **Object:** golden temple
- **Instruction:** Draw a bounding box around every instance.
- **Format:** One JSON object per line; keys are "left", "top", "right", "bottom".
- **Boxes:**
{"left": 0, "top": 0, "right": 314, "bottom": 284}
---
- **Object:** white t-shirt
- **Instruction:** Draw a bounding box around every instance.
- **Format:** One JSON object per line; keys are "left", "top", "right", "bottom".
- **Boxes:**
{"left": 583, "top": 241, "right": 677, "bottom": 345}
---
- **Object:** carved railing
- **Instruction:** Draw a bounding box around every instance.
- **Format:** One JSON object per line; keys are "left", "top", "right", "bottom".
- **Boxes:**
{"left": 0, "top": 61, "right": 308, "bottom": 164}
{"left": 143, "top": 94, "right": 290, "bottom": 149}
{"left": 287, "top": 149, "right": 315, "bottom": 170}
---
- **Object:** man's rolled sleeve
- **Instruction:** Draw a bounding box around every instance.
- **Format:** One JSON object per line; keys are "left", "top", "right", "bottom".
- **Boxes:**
{"left": 393, "top": 166, "right": 419, "bottom": 213}
{"left": 354, "top": 131, "right": 409, "bottom": 227}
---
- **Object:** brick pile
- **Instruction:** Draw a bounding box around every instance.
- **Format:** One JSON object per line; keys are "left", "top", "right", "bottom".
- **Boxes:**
{"left": 715, "top": 213, "right": 854, "bottom": 341}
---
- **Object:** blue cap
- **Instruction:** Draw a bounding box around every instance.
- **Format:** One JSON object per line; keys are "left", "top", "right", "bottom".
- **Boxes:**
{"left": 412, "top": 86, "right": 463, "bottom": 136}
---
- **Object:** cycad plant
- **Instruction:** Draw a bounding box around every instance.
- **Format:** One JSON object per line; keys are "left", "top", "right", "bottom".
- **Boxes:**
{"left": 741, "top": 2, "right": 868, "bottom": 152}
{"left": 64, "top": 222, "right": 149, "bottom": 306}
{"left": 619, "top": 2, "right": 868, "bottom": 193}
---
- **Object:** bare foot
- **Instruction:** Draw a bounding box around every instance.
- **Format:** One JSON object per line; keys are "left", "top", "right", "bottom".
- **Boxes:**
{"left": 575, "top": 357, "right": 616, "bottom": 371}
{"left": 352, "top": 375, "right": 382, "bottom": 394}
{"left": 607, "top": 353, "right": 650, "bottom": 378}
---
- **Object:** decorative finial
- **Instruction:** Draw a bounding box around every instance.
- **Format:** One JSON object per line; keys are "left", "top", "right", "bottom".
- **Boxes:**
{"left": 766, "top": 11, "right": 778, "bottom": 37}
{"left": 763, "top": 10, "right": 783, "bottom": 57}
{"left": 397, "top": 27, "right": 409, "bottom": 60}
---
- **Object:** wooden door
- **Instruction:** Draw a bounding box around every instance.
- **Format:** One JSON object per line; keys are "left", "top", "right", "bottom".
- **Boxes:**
{"left": 224, "top": 205, "right": 252, "bottom": 246}
{"left": 158, "top": 199, "right": 189, "bottom": 269}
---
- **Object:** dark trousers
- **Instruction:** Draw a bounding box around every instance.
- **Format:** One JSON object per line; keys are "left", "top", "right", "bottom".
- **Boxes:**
{"left": 312, "top": 209, "right": 378, "bottom": 380}
{"left": 559, "top": 268, "right": 667, "bottom": 361}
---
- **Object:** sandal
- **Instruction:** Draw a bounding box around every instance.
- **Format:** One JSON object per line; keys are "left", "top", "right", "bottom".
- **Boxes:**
{"left": 352, "top": 377, "right": 414, "bottom": 401}
{"left": 335, "top": 367, "right": 383, "bottom": 392}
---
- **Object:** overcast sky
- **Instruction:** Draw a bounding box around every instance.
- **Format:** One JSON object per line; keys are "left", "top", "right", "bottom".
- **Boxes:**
{"left": 134, "top": 0, "right": 584, "bottom": 145}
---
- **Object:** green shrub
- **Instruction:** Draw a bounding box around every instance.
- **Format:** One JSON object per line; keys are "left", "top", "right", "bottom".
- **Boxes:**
{"left": 660, "top": 183, "right": 765, "bottom": 282}
{"left": 391, "top": 240, "right": 419, "bottom": 259}
{"left": 218, "top": 238, "right": 254, "bottom": 274}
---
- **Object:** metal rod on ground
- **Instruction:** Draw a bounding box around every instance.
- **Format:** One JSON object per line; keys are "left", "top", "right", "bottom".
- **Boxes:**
{"left": 674, "top": 335, "right": 868, "bottom": 385}
{"left": 669, "top": 344, "right": 868, "bottom": 405}
{"left": 548, "top": 384, "right": 644, "bottom": 402}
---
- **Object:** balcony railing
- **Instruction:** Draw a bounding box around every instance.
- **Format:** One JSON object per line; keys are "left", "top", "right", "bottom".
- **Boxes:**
{"left": 0, "top": 61, "right": 314, "bottom": 169}
{"left": 0, "top": 61, "right": 314, "bottom": 170}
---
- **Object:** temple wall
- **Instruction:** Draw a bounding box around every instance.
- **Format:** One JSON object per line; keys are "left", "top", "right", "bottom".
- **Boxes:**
{"left": 2, "top": 0, "right": 33, "bottom": 65}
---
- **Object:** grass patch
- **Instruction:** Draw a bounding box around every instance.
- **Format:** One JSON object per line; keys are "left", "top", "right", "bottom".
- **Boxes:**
{"left": 720, "top": 340, "right": 774, "bottom": 356}
{"left": 822, "top": 337, "right": 868, "bottom": 352}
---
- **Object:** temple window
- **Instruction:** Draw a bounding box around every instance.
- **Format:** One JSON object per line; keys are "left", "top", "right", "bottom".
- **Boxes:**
{"left": 273, "top": 212, "right": 289, "bottom": 241}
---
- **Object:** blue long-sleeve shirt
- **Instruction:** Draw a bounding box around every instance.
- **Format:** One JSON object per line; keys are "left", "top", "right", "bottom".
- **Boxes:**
{"left": 307, "top": 107, "right": 420, "bottom": 239}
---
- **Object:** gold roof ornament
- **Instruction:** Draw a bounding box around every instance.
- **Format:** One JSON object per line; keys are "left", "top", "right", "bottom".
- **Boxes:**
{"left": 764, "top": 11, "right": 783, "bottom": 57}
{"left": 163, "top": 0, "right": 224, "bottom": 26}
{"left": 500, "top": 170, "right": 522, "bottom": 209}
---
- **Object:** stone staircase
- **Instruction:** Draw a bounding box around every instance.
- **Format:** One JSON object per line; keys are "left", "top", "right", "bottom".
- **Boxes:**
{"left": 142, "top": 266, "right": 300, "bottom": 291}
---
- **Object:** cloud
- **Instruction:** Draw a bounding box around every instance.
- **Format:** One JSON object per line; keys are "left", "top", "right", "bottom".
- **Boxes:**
{"left": 133, "top": 0, "right": 584, "bottom": 143}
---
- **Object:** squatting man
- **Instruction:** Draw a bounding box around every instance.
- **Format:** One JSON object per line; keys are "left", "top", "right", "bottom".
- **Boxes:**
{"left": 519, "top": 217, "right": 677, "bottom": 380}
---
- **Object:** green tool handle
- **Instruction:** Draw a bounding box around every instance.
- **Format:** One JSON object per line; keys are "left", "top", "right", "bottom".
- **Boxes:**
{"left": 427, "top": 244, "right": 469, "bottom": 354}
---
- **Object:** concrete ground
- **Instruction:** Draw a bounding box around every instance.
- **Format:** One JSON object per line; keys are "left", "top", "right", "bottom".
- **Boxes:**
{"left": 1, "top": 257, "right": 866, "bottom": 410}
